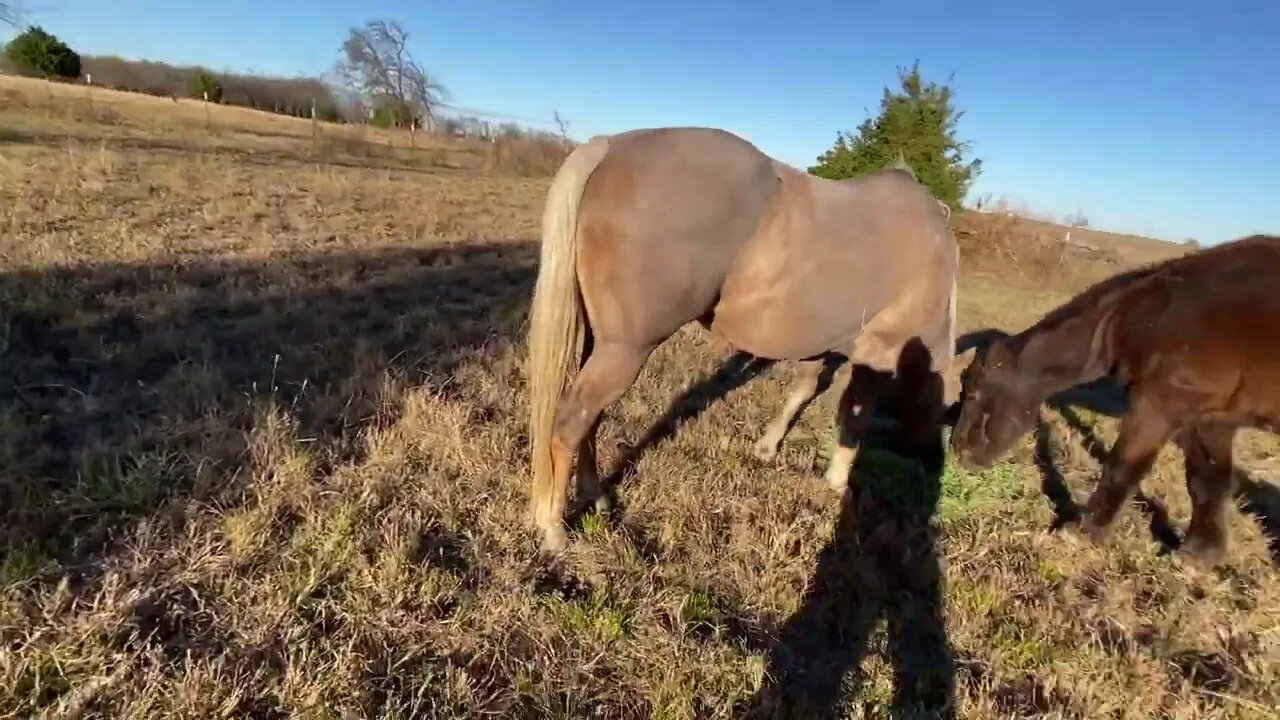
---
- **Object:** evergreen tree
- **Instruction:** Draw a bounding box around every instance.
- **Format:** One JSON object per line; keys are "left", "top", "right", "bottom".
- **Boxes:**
{"left": 809, "top": 62, "right": 981, "bottom": 211}
{"left": 188, "top": 72, "right": 224, "bottom": 103}
{"left": 186, "top": 71, "right": 224, "bottom": 103}
{"left": 4, "top": 25, "right": 81, "bottom": 79}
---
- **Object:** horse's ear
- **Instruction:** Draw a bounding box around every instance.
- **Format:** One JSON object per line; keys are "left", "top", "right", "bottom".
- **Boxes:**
{"left": 942, "top": 347, "right": 978, "bottom": 406}
{"left": 953, "top": 347, "right": 978, "bottom": 375}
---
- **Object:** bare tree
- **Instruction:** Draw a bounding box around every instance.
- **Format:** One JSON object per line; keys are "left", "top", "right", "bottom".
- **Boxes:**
{"left": 1, "top": 2, "right": 18, "bottom": 26}
{"left": 334, "top": 19, "right": 447, "bottom": 128}
{"left": 551, "top": 110, "right": 573, "bottom": 157}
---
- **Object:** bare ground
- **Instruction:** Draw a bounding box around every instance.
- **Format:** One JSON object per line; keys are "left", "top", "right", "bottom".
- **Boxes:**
{"left": 2, "top": 75, "right": 1278, "bottom": 719}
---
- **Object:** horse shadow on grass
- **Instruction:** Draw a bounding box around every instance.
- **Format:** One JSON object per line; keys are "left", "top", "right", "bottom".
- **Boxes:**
{"left": 738, "top": 453, "right": 954, "bottom": 719}
{"left": 0, "top": 241, "right": 539, "bottom": 589}
{"left": 738, "top": 338, "right": 955, "bottom": 719}
{"left": 960, "top": 328, "right": 1280, "bottom": 565}
{"left": 561, "top": 332, "right": 955, "bottom": 715}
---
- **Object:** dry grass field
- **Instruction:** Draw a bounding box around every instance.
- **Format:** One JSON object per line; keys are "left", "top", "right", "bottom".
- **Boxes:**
{"left": 2, "top": 74, "right": 1278, "bottom": 719}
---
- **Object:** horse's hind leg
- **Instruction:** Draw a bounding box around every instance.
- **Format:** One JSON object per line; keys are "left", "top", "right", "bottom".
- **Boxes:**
{"left": 570, "top": 329, "right": 610, "bottom": 515}
{"left": 1178, "top": 419, "right": 1238, "bottom": 567}
{"left": 753, "top": 356, "right": 840, "bottom": 462}
{"left": 539, "top": 341, "right": 649, "bottom": 552}
{"left": 575, "top": 416, "right": 608, "bottom": 513}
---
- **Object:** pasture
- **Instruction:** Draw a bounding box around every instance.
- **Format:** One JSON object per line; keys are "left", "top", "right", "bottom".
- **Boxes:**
{"left": 1, "top": 74, "right": 1278, "bottom": 718}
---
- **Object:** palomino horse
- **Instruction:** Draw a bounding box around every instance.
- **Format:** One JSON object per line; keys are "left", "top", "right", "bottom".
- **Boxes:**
{"left": 526, "top": 127, "right": 975, "bottom": 553}
{"left": 950, "top": 234, "right": 1280, "bottom": 568}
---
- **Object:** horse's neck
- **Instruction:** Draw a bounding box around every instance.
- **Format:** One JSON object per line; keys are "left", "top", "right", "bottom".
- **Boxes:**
{"left": 1012, "top": 302, "right": 1115, "bottom": 402}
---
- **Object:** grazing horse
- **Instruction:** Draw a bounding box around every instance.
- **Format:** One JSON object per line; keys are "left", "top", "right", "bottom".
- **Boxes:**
{"left": 950, "top": 234, "right": 1280, "bottom": 567}
{"left": 525, "top": 126, "right": 975, "bottom": 553}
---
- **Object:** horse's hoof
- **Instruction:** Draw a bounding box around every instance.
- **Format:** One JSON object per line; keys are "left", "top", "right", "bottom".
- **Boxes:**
{"left": 1056, "top": 520, "right": 1087, "bottom": 545}
{"left": 1078, "top": 515, "right": 1112, "bottom": 546}
{"left": 540, "top": 525, "right": 569, "bottom": 555}
{"left": 824, "top": 467, "right": 849, "bottom": 494}
{"left": 1179, "top": 536, "right": 1226, "bottom": 571}
{"left": 752, "top": 439, "right": 779, "bottom": 463}
{"left": 1056, "top": 515, "right": 1108, "bottom": 547}
{"left": 592, "top": 493, "right": 613, "bottom": 515}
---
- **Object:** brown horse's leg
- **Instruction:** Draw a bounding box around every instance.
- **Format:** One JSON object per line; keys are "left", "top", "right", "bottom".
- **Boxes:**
{"left": 1079, "top": 392, "right": 1176, "bottom": 543}
{"left": 753, "top": 358, "right": 838, "bottom": 462}
{"left": 824, "top": 364, "right": 893, "bottom": 493}
{"left": 540, "top": 341, "right": 648, "bottom": 551}
{"left": 1178, "top": 419, "right": 1238, "bottom": 567}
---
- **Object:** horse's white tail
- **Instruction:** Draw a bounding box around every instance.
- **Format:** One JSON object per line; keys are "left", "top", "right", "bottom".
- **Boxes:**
{"left": 527, "top": 135, "right": 612, "bottom": 529}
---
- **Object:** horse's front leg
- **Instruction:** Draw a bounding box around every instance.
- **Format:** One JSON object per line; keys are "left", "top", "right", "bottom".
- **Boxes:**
{"left": 824, "top": 363, "right": 893, "bottom": 493}
{"left": 1078, "top": 391, "right": 1176, "bottom": 543}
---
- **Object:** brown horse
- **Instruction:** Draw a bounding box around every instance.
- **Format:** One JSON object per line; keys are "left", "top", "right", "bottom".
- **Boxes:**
{"left": 525, "top": 126, "right": 975, "bottom": 552}
{"left": 950, "top": 234, "right": 1280, "bottom": 567}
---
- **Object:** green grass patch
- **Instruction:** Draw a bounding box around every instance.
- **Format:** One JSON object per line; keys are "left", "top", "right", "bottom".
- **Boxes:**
{"left": 69, "top": 451, "right": 174, "bottom": 515}
{"left": 0, "top": 539, "right": 53, "bottom": 588}
{"left": 991, "top": 617, "right": 1056, "bottom": 673}
{"left": 544, "top": 585, "right": 633, "bottom": 645}
{"left": 579, "top": 511, "right": 609, "bottom": 541}
{"left": 817, "top": 429, "right": 1030, "bottom": 524}
{"left": 938, "top": 456, "right": 1027, "bottom": 522}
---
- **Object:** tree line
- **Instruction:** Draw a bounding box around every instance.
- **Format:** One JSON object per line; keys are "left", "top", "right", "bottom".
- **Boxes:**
{"left": 82, "top": 55, "right": 349, "bottom": 121}
{"left": 0, "top": 20, "right": 564, "bottom": 139}
{"left": 0, "top": 24, "right": 350, "bottom": 119}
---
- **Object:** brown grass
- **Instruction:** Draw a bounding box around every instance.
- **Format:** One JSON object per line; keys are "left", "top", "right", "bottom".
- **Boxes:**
{"left": 2, "top": 74, "right": 1278, "bottom": 719}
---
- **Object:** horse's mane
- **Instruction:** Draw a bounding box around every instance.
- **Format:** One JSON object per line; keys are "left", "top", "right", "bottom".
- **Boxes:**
{"left": 1007, "top": 263, "right": 1161, "bottom": 353}
{"left": 1008, "top": 235, "right": 1280, "bottom": 354}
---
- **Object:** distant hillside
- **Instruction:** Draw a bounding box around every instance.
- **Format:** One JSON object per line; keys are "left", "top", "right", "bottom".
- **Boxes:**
{"left": 982, "top": 211, "right": 1190, "bottom": 266}
{"left": 949, "top": 208, "right": 1190, "bottom": 290}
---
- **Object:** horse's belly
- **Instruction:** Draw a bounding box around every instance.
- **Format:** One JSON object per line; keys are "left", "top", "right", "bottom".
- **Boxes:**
{"left": 709, "top": 281, "right": 865, "bottom": 360}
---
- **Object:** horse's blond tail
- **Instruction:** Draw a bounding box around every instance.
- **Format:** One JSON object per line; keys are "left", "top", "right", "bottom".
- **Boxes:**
{"left": 527, "top": 135, "right": 611, "bottom": 529}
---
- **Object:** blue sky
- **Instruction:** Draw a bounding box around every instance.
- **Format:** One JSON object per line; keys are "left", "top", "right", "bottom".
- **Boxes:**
{"left": 8, "top": 0, "right": 1278, "bottom": 243}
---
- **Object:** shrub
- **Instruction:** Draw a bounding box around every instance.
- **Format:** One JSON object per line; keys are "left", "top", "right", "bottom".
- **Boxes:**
{"left": 4, "top": 25, "right": 81, "bottom": 79}
{"left": 809, "top": 62, "right": 982, "bottom": 212}
{"left": 187, "top": 71, "right": 223, "bottom": 103}
{"left": 369, "top": 99, "right": 418, "bottom": 129}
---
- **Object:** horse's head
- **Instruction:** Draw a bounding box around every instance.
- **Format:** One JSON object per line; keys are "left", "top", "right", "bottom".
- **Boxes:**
{"left": 949, "top": 339, "right": 1039, "bottom": 468}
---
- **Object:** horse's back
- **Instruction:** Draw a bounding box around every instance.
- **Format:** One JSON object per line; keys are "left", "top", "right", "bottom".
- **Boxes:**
{"left": 710, "top": 166, "right": 957, "bottom": 362}
{"left": 574, "top": 127, "right": 781, "bottom": 347}
{"left": 1113, "top": 235, "right": 1280, "bottom": 422}
{"left": 1116, "top": 235, "right": 1280, "bottom": 353}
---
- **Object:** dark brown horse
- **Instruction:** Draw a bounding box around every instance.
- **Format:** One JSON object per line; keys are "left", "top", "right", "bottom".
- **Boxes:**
{"left": 950, "top": 234, "right": 1280, "bottom": 567}
{"left": 526, "top": 127, "right": 975, "bottom": 552}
